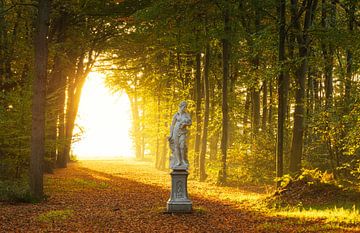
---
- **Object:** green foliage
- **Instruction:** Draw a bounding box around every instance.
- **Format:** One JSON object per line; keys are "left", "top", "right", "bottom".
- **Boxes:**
{"left": 0, "top": 179, "right": 32, "bottom": 203}
{"left": 0, "top": 83, "right": 32, "bottom": 179}
{"left": 271, "top": 169, "right": 360, "bottom": 209}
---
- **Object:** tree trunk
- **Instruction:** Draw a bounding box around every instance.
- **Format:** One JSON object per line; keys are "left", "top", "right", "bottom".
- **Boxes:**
{"left": 199, "top": 44, "right": 210, "bottom": 182}
{"left": 289, "top": 0, "right": 317, "bottom": 175}
{"left": 218, "top": 7, "right": 230, "bottom": 185}
{"left": 251, "top": 57, "right": 260, "bottom": 137}
{"left": 30, "top": 0, "right": 50, "bottom": 200}
{"left": 321, "top": 0, "right": 335, "bottom": 109}
{"left": 243, "top": 90, "right": 251, "bottom": 136}
{"left": 345, "top": 2, "right": 354, "bottom": 107}
{"left": 56, "top": 77, "right": 67, "bottom": 168}
{"left": 251, "top": 87, "right": 260, "bottom": 137}
{"left": 140, "top": 97, "right": 145, "bottom": 160}
{"left": 194, "top": 52, "right": 202, "bottom": 176}
{"left": 155, "top": 95, "right": 161, "bottom": 168}
{"left": 276, "top": 0, "right": 286, "bottom": 186}
{"left": 268, "top": 81, "right": 273, "bottom": 131}
{"left": 129, "top": 89, "right": 142, "bottom": 160}
{"left": 63, "top": 49, "right": 96, "bottom": 163}
{"left": 261, "top": 80, "right": 268, "bottom": 132}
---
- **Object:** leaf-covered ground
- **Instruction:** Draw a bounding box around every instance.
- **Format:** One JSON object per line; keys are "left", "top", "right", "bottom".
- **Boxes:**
{"left": 1, "top": 159, "right": 359, "bottom": 232}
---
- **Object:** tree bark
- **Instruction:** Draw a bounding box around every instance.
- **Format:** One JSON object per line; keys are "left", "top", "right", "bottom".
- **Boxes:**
{"left": 155, "top": 95, "right": 161, "bottom": 168}
{"left": 243, "top": 90, "right": 250, "bottom": 136}
{"left": 63, "top": 52, "right": 94, "bottom": 163}
{"left": 345, "top": 2, "right": 354, "bottom": 107}
{"left": 251, "top": 86, "right": 260, "bottom": 137}
{"left": 194, "top": 52, "right": 202, "bottom": 176}
{"left": 321, "top": 0, "right": 335, "bottom": 109}
{"left": 261, "top": 80, "right": 268, "bottom": 132}
{"left": 129, "top": 88, "right": 142, "bottom": 160}
{"left": 268, "top": 81, "right": 273, "bottom": 131}
{"left": 209, "top": 79, "right": 218, "bottom": 161}
{"left": 199, "top": 44, "right": 210, "bottom": 182}
{"left": 289, "top": 0, "right": 318, "bottom": 175}
{"left": 30, "top": 0, "right": 50, "bottom": 200}
{"left": 276, "top": 0, "right": 286, "bottom": 186}
{"left": 219, "top": 7, "right": 230, "bottom": 184}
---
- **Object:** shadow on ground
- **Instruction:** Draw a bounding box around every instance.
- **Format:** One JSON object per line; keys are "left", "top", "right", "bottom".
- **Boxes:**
{"left": 0, "top": 163, "right": 356, "bottom": 232}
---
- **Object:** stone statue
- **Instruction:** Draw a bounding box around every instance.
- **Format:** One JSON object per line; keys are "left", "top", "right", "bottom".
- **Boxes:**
{"left": 167, "top": 101, "right": 193, "bottom": 212}
{"left": 168, "top": 101, "right": 192, "bottom": 170}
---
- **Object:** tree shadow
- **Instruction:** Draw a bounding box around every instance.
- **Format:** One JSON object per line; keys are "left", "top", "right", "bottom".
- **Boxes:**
{"left": 74, "top": 166, "right": 353, "bottom": 233}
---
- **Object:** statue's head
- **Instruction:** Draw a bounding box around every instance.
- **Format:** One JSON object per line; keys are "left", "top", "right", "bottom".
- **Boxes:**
{"left": 179, "top": 101, "right": 187, "bottom": 112}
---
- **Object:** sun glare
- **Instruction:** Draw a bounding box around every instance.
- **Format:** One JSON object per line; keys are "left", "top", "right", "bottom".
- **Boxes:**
{"left": 71, "top": 72, "right": 133, "bottom": 160}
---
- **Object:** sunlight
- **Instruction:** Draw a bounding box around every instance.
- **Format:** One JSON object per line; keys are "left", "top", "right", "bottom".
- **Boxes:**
{"left": 71, "top": 72, "right": 133, "bottom": 160}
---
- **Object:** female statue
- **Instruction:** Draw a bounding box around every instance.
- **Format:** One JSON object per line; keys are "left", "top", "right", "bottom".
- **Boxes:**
{"left": 168, "top": 101, "right": 192, "bottom": 169}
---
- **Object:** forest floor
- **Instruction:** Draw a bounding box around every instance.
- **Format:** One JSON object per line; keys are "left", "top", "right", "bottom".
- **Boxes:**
{"left": 1, "top": 159, "right": 359, "bottom": 232}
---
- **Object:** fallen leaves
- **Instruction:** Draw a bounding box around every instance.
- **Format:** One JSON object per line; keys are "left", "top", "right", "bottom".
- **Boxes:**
{"left": 0, "top": 159, "right": 358, "bottom": 232}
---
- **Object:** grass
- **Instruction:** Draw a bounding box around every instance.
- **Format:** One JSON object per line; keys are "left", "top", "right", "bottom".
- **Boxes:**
{"left": 37, "top": 209, "right": 74, "bottom": 223}
{"left": 271, "top": 204, "right": 360, "bottom": 225}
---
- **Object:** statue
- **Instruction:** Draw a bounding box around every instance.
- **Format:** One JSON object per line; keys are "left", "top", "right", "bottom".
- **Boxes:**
{"left": 167, "top": 100, "right": 192, "bottom": 213}
{"left": 168, "top": 101, "right": 192, "bottom": 170}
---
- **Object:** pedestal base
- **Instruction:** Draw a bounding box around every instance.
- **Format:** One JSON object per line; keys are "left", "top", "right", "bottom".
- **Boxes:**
{"left": 167, "top": 200, "right": 192, "bottom": 213}
{"left": 167, "top": 169, "right": 192, "bottom": 213}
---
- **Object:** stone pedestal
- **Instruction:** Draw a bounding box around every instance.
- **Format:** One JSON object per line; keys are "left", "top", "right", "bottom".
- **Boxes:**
{"left": 167, "top": 169, "right": 192, "bottom": 213}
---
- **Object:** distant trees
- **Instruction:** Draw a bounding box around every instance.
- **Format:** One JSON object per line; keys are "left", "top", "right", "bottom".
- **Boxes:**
{"left": 106, "top": 0, "right": 360, "bottom": 188}
{"left": 0, "top": 0, "right": 151, "bottom": 200}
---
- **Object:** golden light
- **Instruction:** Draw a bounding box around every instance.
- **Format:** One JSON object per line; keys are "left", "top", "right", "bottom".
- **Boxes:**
{"left": 71, "top": 72, "right": 133, "bottom": 160}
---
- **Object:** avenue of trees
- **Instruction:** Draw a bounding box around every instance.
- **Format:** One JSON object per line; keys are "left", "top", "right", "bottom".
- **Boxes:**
{"left": 0, "top": 0, "right": 360, "bottom": 199}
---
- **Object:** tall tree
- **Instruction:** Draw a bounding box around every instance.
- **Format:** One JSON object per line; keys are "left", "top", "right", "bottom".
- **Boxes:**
{"left": 276, "top": 0, "right": 286, "bottom": 186}
{"left": 30, "top": 0, "right": 50, "bottom": 200}
{"left": 219, "top": 5, "right": 230, "bottom": 184}
{"left": 289, "top": 0, "right": 318, "bottom": 175}
{"left": 194, "top": 52, "right": 202, "bottom": 176}
{"left": 199, "top": 43, "right": 210, "bottom": 182}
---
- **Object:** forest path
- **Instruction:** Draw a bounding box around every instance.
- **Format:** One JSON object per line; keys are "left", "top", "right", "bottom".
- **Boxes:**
{"left": 0, "top": 159, "right": 353, "bottom": 232}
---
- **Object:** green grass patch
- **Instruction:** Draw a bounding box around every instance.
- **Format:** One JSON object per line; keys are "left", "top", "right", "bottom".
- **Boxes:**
{"left": 37, "top": 209, "right": 74, "bottom": 223}
{"left": 272, "top": 204, "right": 360, "bottom": 226}
{"left": 193, "top": 206, "right": 207, "bottom": 214}
{"left": 263, "top": 169, "right": 360, "bottom": 227}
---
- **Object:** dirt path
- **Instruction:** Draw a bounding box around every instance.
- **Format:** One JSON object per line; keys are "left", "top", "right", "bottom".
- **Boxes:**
{"left": 0, "top": 160, "right": 355, "bottom": 232}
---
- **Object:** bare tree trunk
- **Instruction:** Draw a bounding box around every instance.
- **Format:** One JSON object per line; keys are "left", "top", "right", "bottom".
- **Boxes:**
{"left": 30, "top": 0, "right": 50, "bottom": 200}
{"left": 321, "top": 0, "right": 335, "bottom": 109}
{"left": 251, "top": 86, "right": 260, "bottom": 137}
{"left": 200, "top": 44, "right": 210, "bottom": 182}
{"left": 219, "top": 7, "right": 230, "bottom": 185}
{"left": 155, "top": 95, "right": 161, "bottom": 168}
{"left": 261, "top": 80, "right": 268, "bottom": 132}
{"left": 268, "top": 81, "right": 273, "bottom": 131}
{"left": 129, "top": 89, "right": 142, "bottom": 160}
{"left": 140, "top": 97, "right": 145, "bottom": 160}
{"left": 194, "top": 52, "right": 202, "bottom": 176}
{"left": 276, "top": 0, "right": 286, "bottom": 186}
{"left": 63, "top": 48, "right": 95, "bottom": 163}
{"left": 243, "top": 90, "right": 250, "bottom": 136}
{"left": 345, "top": 2, "right": 354, "bottom": 107}
{"left": 289, "top": 0, "right": 317, "bottom": 175}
